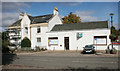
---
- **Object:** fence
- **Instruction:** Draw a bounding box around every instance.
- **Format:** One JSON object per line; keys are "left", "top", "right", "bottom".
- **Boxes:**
{"left": 17, "top": 46, "right": 47, "bottom": 51}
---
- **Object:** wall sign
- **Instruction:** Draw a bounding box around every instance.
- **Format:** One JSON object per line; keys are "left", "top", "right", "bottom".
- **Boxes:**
{"left": 94, "top": 38, "right": 106, "bottom": 44}
{"left": 49, "top": 39, "right": 58, "bottom": 45}
{"left": 77, "top": 33, "right": 83, "bottom": 40}
{"left": 94, "top": 36, "right": 107, "bottom": 45}
{"left": 48, "top": 37, "right": 58, "bottom": 45}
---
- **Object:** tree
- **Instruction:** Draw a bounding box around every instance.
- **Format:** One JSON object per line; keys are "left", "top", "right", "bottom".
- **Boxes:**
{"left": 110, "top": 26, "right": 120, "bottom": 42}
{"left": 1, "top": 31, "right": 10, "bottom": 53}
{"left": 62, "top": 12, "right": 81, "bottom": 24}
{"left": 21, "top": 37, "right": 31, "bottom": 47}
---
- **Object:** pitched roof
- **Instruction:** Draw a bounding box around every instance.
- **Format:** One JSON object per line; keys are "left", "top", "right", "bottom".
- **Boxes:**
{"left": 9, "top": 19, "right": 22, "bottom": 27}
{"left": 51, "top": 21, "right": 108, "bottom": 31}
{"left": 28, "top": 14, "right": 53, "bottom": 24}
{"left": 10, "top": 14, "right": 53, "bottom": 27}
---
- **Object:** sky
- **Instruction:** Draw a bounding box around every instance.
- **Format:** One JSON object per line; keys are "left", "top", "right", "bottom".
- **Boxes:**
{"left": 1, "top": 2, "right": 119, "bottom": 31}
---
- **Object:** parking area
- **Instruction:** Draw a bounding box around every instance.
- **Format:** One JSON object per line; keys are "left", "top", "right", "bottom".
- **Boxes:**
{"left": 2, "top": 50, "right": 119, "bottom": 69}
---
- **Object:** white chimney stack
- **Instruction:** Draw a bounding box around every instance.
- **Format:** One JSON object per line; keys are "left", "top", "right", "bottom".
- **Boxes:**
{"left": 53, "top": 6, "right": 58, "bottom": 15}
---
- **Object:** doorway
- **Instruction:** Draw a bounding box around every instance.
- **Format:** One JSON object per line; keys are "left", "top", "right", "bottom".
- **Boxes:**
{"left": 64, "top": 37, "right": 69, "bottom": 50}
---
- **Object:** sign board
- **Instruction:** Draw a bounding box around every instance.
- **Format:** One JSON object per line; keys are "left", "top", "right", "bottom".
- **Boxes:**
{"left": 94, "top": 38, "right": 97, "bottom": 40}
{"left": 77, "top": 32, "right": 83, "bottom": 40}
{"left": 94, "top": 38, "right": 106, "bottom": 44}
{"left": 77, "top": 33, "right": 83, "bottom": 38}
{"left": 49, "top": 39, "right": 58, "bottom": 45}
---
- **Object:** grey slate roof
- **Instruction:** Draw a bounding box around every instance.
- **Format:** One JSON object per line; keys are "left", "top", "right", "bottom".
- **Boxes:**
{"left": 51, "top": 21, "right": 108, "bottom": 31}
{"left": 10, "top": 14, "right": 53, "bottom": 27}
{"left": 28, "top": 14, "right": 53, "bottom": 24}
{"left": 10, "top": 19, "right": 22, "bottom": 27}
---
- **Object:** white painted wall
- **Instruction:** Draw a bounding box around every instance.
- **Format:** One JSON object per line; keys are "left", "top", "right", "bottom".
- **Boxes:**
{"left": 31, "top": 27, "right": 37, "bottom": 49}
{"left": 41, "top": 27, "right": 48, "bottom": 47}
{"left": 21, "top": 13, "right": 31, "bottom": 40}
{"left": 48, "top": 14, "right": 62, "bottom": 31}
{"left": 30, "top": 26, "right": 48, "bottom": 49}
{"left": 46, "top": 29, "right": 111, "bottom": 50}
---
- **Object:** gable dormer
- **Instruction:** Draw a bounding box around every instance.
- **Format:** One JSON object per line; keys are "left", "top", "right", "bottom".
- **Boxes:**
{"left": 21, "top": 12, "right": 31, "bottom": 40}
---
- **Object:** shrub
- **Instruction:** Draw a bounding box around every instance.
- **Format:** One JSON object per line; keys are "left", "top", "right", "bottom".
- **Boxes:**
{"left": 35, "top": 46, "right": 40, "bottom": 51}
{"left": 21, "top": 37, "right": 31, "bottom": 48}
{"left": 41, "top": 48, "right": 47, "bottom": 51}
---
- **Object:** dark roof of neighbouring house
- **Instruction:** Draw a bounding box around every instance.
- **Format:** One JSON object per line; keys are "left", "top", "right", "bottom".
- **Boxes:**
{"left": 10, "top": 19, "right": 22, "bottom": 27}
{"left": 10, "top": 14, "right": 53, "bottom": 27}
{"left": 51, "top": 21, "right": 108, "bottom": 31}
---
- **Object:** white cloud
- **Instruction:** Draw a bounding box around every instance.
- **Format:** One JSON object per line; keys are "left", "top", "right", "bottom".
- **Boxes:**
{"left": 2, "top": 2, "right": 30, "bottom": 12}
{"left": 75, "top": 10, "right": 99, "bottom": 22}
{"left": 59, "top": 2, "right": 82, "bottom": 6}
{"left": 1, "top": 2, "right": 30, "bottom": 27}
{"left": 2, "top": 12, "right": 19, "bottom": 27}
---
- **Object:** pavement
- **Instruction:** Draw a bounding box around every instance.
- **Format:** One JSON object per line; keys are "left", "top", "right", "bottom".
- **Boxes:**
{"left": 2, "top": 51, "right": 119, "bottom": 69}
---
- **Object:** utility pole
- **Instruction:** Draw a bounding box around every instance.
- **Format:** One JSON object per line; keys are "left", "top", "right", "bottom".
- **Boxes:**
{"left": 109, "top": 13, "right": 114, "bottom": 49}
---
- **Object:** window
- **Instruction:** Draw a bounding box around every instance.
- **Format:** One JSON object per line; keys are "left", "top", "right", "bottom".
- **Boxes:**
{"left": 37, "top": 27, "right": 41, "bottom": 33}
{"left": 24, "top": 27, "right": 28, "bottom": 34}
{"left": 37, "top": 38, "right": 41, "bottom": 42}
{"left": 48, "top": 37, "right": 58, "bottom": 46}
{"left": 94, "top": 36, "right": 107, "bottom": 45}
{"left": 37, "top": 38, "right": 41, "bottom": 46}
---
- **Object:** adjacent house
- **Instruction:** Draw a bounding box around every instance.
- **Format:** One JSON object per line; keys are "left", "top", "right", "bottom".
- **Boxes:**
{"left": 8, "top": 7, "right": 111, "bottom": 50}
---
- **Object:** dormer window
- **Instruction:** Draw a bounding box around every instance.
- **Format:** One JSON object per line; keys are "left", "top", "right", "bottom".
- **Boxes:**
{"left": 37, "top": 27, "right": 41, "bottom": 33}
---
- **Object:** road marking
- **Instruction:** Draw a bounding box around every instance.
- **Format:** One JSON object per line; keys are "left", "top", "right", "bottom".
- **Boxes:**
{"left": 72, "top": 61, "right": 117, "bottom": 63}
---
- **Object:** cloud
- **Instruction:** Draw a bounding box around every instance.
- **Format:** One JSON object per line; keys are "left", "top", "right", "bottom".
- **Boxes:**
{"left": 75, "top": 10, "right": 99, "bottom": 22}
{"left": 63, "top": 2, "right": 82, "bottom": 6}
{"left": 57, "top": 2, "right": 82, "bottom": 6}
{"left": 2, "top": 13, "right": 19, "bottom": 27}
{"left": 2, "top": 2, "right": 30, "bottom": 13}
{"left": 1, "top": 2, "right": 30, "bottom": 27}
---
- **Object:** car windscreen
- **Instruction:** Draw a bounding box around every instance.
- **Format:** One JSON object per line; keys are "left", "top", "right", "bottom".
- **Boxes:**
{"left": 85, "top": 45, "right": 93, "bottom": 48}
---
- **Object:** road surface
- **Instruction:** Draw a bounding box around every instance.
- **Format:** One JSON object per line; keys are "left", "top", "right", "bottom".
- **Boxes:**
{"left": 3, "top": 51, "right": 119, "bottom": 69}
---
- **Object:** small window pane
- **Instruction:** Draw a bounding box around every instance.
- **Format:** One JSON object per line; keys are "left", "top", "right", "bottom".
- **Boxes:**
{"left": 37, "top": 27, "right": 41, "bottom": 33}
{"left": 37, "top": 38, "right": 41, "bottom": 42}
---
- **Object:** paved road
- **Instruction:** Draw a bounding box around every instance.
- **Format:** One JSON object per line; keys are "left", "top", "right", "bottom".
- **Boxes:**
{"left": 4, "top": 52, "right": 119, "bottom": 69}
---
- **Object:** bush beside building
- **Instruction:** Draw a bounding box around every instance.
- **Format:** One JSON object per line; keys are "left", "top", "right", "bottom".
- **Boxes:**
{"left": 21, "top": 37, "right": 31, "bottom": 48}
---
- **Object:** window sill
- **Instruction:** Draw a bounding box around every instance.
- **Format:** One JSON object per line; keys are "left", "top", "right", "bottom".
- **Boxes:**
{"left": 36, "top": 33, "right": 41, "bottom": 35}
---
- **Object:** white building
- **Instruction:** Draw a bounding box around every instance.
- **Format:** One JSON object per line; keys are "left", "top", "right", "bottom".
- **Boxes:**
{"left": 8, "top": 7, "right": 111, "bottom": 50}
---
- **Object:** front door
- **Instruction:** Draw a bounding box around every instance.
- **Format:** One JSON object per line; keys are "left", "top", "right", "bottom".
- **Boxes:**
{"left": 64, "top": 37, "right": 69, "bottom": 50}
